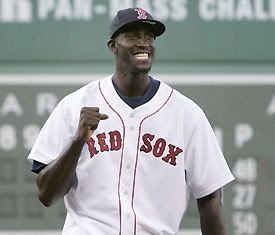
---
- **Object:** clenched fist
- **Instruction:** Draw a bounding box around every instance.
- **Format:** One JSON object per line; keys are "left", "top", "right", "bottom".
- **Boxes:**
{"left": 75, "top": 107, "right": 108, "bottom": 143}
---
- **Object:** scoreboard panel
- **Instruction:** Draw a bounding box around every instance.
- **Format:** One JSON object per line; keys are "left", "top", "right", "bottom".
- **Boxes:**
{"left": 0, "top": 74, "right": 274, "bottom": 234}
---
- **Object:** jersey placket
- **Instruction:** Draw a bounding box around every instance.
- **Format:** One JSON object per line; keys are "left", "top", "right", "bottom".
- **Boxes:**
{"left": 119, "top": 111, "right": 141, "bottom": 235}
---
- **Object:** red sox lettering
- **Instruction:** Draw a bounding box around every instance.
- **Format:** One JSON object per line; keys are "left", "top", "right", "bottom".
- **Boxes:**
{"left": 87, "top": 131, "right": 183, "bottom": 166}
{"left": 140, "top": 133, "right": 183, "bottom": 166}
{"left": 87, "top": 131, "right": 122, "bottom": 156}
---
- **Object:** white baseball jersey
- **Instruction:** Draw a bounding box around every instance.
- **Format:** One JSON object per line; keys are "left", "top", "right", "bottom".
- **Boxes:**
{"left": 28, "top": 75, "right": 234, "bottom": 235}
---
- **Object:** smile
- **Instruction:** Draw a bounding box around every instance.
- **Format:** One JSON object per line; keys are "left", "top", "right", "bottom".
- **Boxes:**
{"left": 134, "top": 53, "right": 149, "bottom": 60}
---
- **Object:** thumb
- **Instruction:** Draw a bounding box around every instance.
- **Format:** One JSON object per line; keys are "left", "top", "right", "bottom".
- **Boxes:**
{"left": 100, "top": 113, "right": 109, "bottom": 120}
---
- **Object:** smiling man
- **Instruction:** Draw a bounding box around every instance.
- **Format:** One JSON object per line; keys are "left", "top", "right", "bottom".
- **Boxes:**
{"left": 28, "top": 7, "right": 234, "bottom": 235}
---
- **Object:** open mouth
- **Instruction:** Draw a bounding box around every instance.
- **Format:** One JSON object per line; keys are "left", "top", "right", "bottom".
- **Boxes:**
{"left": 133, "top": 52, "right": 149, "bottom": 60}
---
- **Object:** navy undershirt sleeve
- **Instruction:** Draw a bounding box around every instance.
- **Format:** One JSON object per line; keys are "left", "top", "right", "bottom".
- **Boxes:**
{"left": 31, "top": 76, "right": 160, "bottom": 173}
{"left": 31, "top": 160, "right": 47, "bottom": 174}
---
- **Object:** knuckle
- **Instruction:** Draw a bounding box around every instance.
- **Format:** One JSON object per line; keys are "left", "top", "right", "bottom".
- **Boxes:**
{"left": 81, "top": 107, "right": 87, "bottom": 112}
{"left": 91, "top": 107, "right": 100, "bottom": 112}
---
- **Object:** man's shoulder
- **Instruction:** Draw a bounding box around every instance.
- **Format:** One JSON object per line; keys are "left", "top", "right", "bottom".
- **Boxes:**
{"left": 65, "top": 79, "right": 99, "bottom": 100}
{"left": 62, "top": 75, "right": 111, "bottom": 103}
{"left": 159, "top": 80, "right": 201, "bottom": 112}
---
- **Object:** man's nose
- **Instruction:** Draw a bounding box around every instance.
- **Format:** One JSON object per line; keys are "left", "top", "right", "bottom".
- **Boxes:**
{"left": 136, "top": 35, "right": 150, "bottom": 46}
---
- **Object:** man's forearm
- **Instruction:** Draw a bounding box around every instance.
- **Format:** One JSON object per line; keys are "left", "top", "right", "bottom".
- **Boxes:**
{"left": 199, "top": 203, "right": 225, "bottom": 235}
{"left": 197, "top": 190, "right": 225, "bottom": 235}
{"left": 36, "top": 137, "right": 85, "bottom": 207}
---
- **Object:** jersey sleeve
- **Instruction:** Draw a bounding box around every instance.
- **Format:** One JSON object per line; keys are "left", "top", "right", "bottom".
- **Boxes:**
{"left": 27, "top": 99, "right": 72, "bottom": 165}
{"left": 184, "top": 107, "right": 234, "bottom": 199}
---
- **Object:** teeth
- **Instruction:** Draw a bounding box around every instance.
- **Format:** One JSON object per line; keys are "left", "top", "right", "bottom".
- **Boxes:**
{"left": 134, "top": 53, "right": 149, "bottom": 59}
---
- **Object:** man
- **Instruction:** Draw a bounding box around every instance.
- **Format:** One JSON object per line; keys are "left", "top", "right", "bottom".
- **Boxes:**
{"left": 28, "top": 7, "right": 234, "bottom": 235}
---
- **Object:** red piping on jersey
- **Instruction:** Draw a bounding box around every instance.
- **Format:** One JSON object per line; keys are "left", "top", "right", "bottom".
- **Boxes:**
{"left": 99, "top": 81, "right": 125, "bottom": 235}
{"left": 131, "top": 89, "right": 174, "bottom": 235}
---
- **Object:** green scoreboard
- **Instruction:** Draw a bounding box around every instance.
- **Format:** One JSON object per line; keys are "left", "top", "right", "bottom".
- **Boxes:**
{"left": 0, "top": 74, "right": 274, "bottom": 235}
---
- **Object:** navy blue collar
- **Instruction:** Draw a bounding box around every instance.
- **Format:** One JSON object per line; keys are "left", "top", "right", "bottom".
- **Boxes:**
{"left": 112, "top": 76, "right": 160, "bottom": 109}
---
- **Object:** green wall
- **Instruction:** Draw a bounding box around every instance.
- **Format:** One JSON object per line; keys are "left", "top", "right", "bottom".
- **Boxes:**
{"left": 1, "top": 0, "right": 274, "bottom": 74}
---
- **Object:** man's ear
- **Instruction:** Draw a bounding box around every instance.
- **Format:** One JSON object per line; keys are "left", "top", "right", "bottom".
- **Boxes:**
{"left": 107, "top": 39, "right": 118, "bottom": 54}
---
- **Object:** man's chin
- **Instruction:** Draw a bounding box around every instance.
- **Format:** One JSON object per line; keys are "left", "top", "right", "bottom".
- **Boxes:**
{"left": 132, "top": 65, "right": 152, "bottom": 73}
{"left": 138, "top": 67, "right": 151, "bottom": 73}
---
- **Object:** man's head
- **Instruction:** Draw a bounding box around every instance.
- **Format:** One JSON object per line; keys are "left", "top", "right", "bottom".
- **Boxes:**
{"left": 107, "top": 8, "right": 166, "bottom": 73}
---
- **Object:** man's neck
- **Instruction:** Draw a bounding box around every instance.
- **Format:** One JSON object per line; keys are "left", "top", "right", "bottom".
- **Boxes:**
{"left": 112, "top": 71, "right": 150, "bottom": 98}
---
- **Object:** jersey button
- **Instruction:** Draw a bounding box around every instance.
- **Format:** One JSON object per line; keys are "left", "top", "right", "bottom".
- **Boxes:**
{"left": 130, "top": 126, "right": 134, "bottom": 131}
{"left": 124, "top": 191, "right": 128, "bottom": 195}
{"left": 126, "top": 164, "right": 131, "bottom": 169}
{"left": 130, "top": 114, "right": 134, "bottom": 118}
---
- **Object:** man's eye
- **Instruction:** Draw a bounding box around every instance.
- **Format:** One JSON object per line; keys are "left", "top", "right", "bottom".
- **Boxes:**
{"left": 147, "top": 35, "right": 154, "bottom": 40}
{"left": 128, "top": 35, "right": 137, "bottom": 40}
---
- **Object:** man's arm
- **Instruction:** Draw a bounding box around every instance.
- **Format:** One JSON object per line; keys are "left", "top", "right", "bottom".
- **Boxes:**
{"left": 197, "top": 189, "right": 225, "bottom": 235}
{"left": 36, "top": 107, "right": 108, "bottom": 207}
{"left": 36, "top": 138, "right": 85, "bottom": 207}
